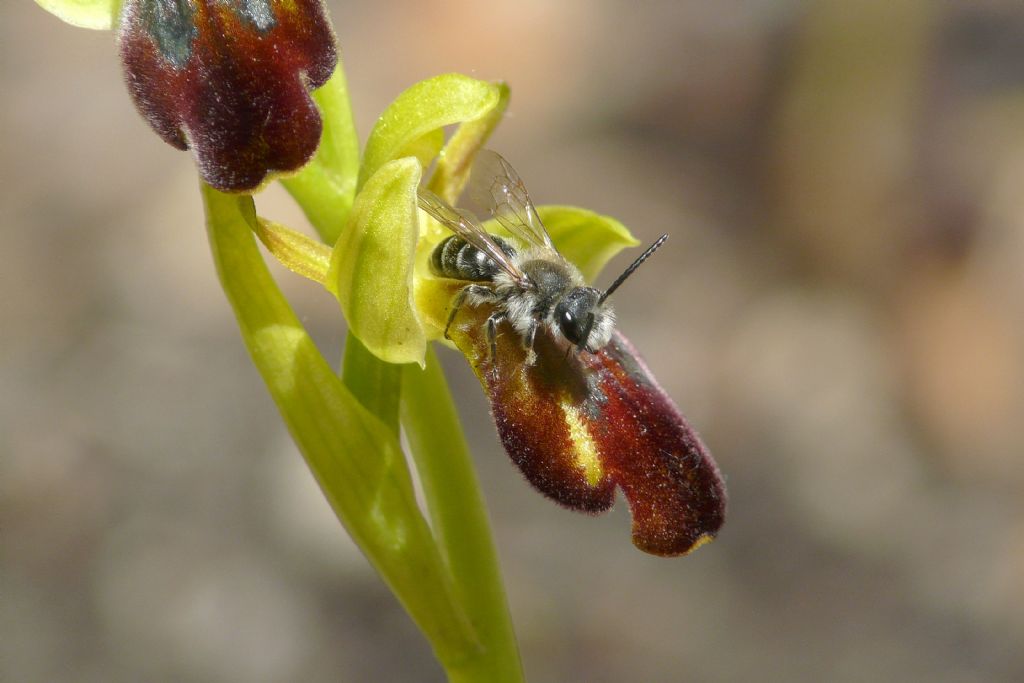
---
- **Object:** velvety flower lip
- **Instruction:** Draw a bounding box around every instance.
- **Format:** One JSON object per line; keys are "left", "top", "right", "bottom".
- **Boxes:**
{"left": 446, "top": 301, "right": 727, "bottom": 557}
{"left": 118, "top": 0, "right": 337, "bottom": 191}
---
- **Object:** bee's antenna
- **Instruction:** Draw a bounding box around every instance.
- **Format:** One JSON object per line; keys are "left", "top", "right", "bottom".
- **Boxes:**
{"left": 599, "top": 234, "right": 669, "bottom": 304}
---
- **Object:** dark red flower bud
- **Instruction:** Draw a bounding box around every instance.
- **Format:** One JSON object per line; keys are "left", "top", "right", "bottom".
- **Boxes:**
{"left": 118, "top": 0, "right": 337, "bottom": 191}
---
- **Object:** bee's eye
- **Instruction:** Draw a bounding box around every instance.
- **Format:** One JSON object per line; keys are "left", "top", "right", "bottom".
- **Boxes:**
{"left": 556, "top": 288, "right": 603, "bottom": 348}
{"left": 555, "top": 304, "right": 583, "bottom": 346}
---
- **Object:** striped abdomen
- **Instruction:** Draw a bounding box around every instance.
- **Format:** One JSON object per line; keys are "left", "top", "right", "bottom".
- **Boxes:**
{"left": 430, "top": 235, "right": 517, "bottom": 282}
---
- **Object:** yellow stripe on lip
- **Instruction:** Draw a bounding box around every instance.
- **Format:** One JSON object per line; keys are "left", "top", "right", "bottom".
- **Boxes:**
{"left": 562, "top": 403, "right": 604, "bottom": 487}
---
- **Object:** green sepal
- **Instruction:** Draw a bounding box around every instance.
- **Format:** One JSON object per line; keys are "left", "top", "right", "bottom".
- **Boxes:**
{"left": 34, "top": 0, "right": 120, "bottom": 30}
{"left": 359, "top": 74, "right": 501, "bottom": 189}
{"left": 330, "top": 158, "right": 427, "bottom": 366}
{"left": 399, "top": 129, "right": 446, "bottom": 170}
{"left": 202, "top": 183, "right": 479, "bottom": 661}
{"left": 281, "top": 64, "right": 361, "bottom": 245}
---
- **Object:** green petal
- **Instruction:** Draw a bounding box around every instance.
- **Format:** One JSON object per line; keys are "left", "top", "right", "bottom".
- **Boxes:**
{"left": 34, "top": 0, "right": 120, "bottom": 30}
{"left": 253, "top": 217, "right": 332, "bottom": 285}
{"left": 330, "top": 158, "right": 426, "bottom": 366}
{"left": 360, "top": 74, "right": 501, "bottom": 189}
{"left": 535, "top": 205, "right": 640, "bottom": 283}
{"left": 202, "top": 183, "right": 478, "bottom": 657}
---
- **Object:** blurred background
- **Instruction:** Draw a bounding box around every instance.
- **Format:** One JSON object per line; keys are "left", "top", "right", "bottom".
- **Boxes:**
{"left": 3, "top": 1, "right": 1023, "bottom": 681}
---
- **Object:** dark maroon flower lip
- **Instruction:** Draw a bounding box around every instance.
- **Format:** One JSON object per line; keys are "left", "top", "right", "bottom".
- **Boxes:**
{"left": 118, "top": 0, "right": 337, "bottom": 192}
{"left": 448, "top": 304, "right": 727, "bottom": 557}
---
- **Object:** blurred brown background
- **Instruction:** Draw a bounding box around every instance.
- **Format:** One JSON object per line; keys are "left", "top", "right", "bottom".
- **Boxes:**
{"left": 3, "top": 1, "right": 1023, "bottom": 681}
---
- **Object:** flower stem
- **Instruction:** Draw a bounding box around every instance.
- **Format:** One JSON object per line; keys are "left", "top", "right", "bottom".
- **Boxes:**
{"left": 402, "top": 346, "right": 524, "bottom": 683}
{"left": 341, "top": 332, "right": 402, "bottom": 436}
{"left": 203, "top": 184, "right": 482, "bottom": 666}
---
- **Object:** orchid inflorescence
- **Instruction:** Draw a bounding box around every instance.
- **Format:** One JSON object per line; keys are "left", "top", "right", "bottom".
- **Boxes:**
{"left": 35, "top": 1, "right": 726, "bottom": 679}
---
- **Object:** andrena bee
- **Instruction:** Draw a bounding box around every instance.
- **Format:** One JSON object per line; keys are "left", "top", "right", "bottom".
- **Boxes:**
{"left": 418, "top": 150, "right": 667, "bottom": 361}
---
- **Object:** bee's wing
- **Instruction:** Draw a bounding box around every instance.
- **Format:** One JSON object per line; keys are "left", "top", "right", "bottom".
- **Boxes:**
{"left": 466, "top": 149, "right": 558, "bottom": 254}
{"left": 418, "top": 189, "right": 526, "bottom": 281}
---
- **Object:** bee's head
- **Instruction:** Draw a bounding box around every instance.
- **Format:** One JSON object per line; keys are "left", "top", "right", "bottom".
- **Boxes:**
{"left": 555, "top": 234, "right": 670, "bottom": 353}
{"left": 555, "top": 287, "right": 614, "bottom": 353}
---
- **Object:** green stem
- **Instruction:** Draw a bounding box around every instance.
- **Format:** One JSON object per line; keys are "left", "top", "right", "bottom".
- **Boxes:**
{"left": 203, "top": 185, "right": 482, "bottom": 668}
{"left": 282, "top": 63, "right": 360, "bottom": 245}
{"left": 341, "top": 332, "right": 402, "bottom": 436}
{"left": 402, "top": 346, "right": 524, "bottom": 683}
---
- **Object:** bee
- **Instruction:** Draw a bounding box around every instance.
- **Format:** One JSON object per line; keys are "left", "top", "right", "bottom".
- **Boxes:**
{"left": 418, "top": 150, "right": 667, "bottom": 362}
{"left": 419, "top": 151, "right": 725, "bottom": 555}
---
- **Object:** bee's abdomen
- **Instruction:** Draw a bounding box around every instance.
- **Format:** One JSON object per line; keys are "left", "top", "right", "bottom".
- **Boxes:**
{"left": 430, "top": 235, "right": 516, "bottom": 281}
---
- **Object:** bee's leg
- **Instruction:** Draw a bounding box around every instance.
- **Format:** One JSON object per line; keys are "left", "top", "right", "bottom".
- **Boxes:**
{"left": 485, "top": 311, "right": 507, "bottom": 360}
{"left": 445, "top": 285, "right": 494, "bottom": 340}
{"left": 521, "top": 319, "right": 540, "bottom": 366}
{"left": 524, "top": 320, "right": 538, "bottom": 352}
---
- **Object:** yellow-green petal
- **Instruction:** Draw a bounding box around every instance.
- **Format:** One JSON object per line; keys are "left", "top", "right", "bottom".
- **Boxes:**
{"left": 253, "top": 217, "right": 332, "bottom": 286}
{"left": 34, "top": 0, "right": 120, "bottom": 30}
{"left": 330, "top": 158, "right": 426, "bottom": 366}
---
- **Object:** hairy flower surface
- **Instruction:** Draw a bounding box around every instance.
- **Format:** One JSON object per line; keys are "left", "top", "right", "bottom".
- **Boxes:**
{"left": 119, "top": 0, "right": 337, "bottom": 191}
{"left": 436, "top": 298, "right": 727, "bottom": 556}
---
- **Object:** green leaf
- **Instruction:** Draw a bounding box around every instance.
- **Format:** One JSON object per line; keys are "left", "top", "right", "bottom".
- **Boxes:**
{"left": 282, "top": 63, "right": 360, "bottom": 245}
{"left": 201, "top": 183, "right": 479, "bottom": 662}
{"left": 34, "top": 0, "right": 120, "bottom": 30}
{"left": 535, "top": 205, "right": 640, "bottom": 283}
{"left": 360, "top": 74, "right": 501, "bottom": 189}
{"left": 330, "top": 158, "right": 426, "bottom": 366}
